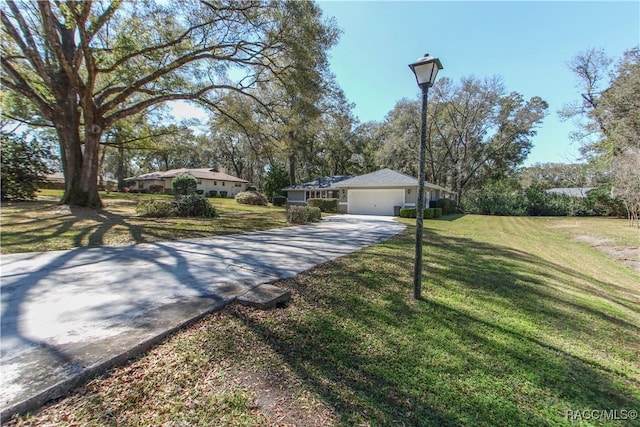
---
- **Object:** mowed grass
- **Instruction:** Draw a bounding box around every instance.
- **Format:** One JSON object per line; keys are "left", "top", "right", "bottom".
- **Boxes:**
{"left": 7, "top": 215, "right": 639, "bottom": 426}
{"left": 0, "top": 190, "right": 288, "bottom": 254}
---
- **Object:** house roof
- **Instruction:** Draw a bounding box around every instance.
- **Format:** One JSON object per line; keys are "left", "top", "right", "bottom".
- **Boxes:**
{"left": 44, "top": 172, "right": 65, "bottom": 182}
{"left": 283, "top": 174, "right": 354, "bottom": 191}
{"left": 545, "top": 187, "right": 595, "bottom": 198}
{"left": 333, "top": 168, "right": 452, "bottom": 192}
{"left": 44, "top": 172, "right": 117, "bottom": 183}
{"left": 130, "top": 168, "right": 248, "bottom": 183}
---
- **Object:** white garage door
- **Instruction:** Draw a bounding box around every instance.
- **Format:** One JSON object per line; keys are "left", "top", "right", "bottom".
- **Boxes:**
{"left": 348, "top": 189, "right": 405, "bottom": 216}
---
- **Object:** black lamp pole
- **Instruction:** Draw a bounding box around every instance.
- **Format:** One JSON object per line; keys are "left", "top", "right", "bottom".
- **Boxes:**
{"left": 408, "top": 53, "right": 442, "bottom": 300}
{"left": 413, "top": 83, "right": 429, "bottom": 300}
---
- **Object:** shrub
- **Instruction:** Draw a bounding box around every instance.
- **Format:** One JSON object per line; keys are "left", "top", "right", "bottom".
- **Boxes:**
{"left": 436, "top": 198, "right": 458, "bottom": 215}
{"left": 172, "top": 173, "right": 197, "bottom": 196}
{"left": 174, "top": 194, "right": 217, "bottom": 218}
{"left": 1, "top": 134, "right": 54, "bottom": 201}
{"left": 272, "top": 195, "right": 287, "bottom": 207}
{"left": 235, "top": 191, "right": 268, "bottom": 206}
{"left": 307, "top": 198, "right": 338, "bottom": 213}
{"left": 433, "top": 208, "right": 442, "bottom": 218}
{"left": 399, "top": 208, "right": 438, "bottom": 219}
{"left": 219, "top": 191, "right": 228, "bottom": 198}
{"left": 585, "top": 184, "right": 625, "bottom": 217}
{"left": 400, "top": 208, "right": 416, "bottom": 218}
{"left": 463, "top": 181, "right": 527, "bottom": 216}
{"left": 286, "top": 205, "right": 321, "bottom": 224}
{"left": 195, "top": 189, "right": 204, "bottom": 195}
{"left": 208, "top": 190, "right": 217, "bottom": 197}
{"left": 148, "top": 185, "right": 164, "bottom": 194}
{"left": 136, "top": 199, "right": 175, "bottom": 217}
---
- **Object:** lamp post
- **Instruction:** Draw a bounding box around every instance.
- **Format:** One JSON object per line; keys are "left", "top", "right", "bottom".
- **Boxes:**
{"left": 409, "top": 53, "right": 443, "bottom": 300}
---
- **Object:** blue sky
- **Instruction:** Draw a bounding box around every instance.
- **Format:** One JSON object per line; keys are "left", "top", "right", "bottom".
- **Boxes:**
{"left": 316, "top": 1, "right": 639, "bottom": 166}
{"left": 172, "top": 1, "right": 639, "bottom": 166}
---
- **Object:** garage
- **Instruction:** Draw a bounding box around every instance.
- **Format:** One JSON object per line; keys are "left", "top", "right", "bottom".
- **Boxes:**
{"left": 348, "top": 189, "right": 405, "bottom": 216}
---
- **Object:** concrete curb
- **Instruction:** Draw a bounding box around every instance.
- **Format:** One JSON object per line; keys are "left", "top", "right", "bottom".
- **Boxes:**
{"left": 1, "top": 297, "right": 234, "bottom": 423}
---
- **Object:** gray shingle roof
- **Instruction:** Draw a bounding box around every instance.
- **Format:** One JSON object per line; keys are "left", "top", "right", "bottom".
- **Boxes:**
{"left": 333, "top": 168, "right": 416, "bottom": 187}
{"left": 129, "top": 168, "right": 248, "bottom": 183}
{"left": 545, "top": 187, "right": 595, "bottom": 198}
{"left": 333, "top": 168, "right": 450, "bottom": 191}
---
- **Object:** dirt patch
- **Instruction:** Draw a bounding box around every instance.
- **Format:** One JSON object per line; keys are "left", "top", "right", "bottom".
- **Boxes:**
{"left": 233, "top": 368, "right": 335, "bottom": 427}
{"left": 574, "top": 235, "right": 640, "bottom": 272}
{"left": 573, "top": 235, "right": 614, "bottom": 246}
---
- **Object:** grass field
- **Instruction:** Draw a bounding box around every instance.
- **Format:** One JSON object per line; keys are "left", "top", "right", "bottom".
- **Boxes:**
{"left": 6, "top": 214, "right": 639, "bottom": 426}
{"left": 0, "top": 190, "right": 288, "bottom": 254}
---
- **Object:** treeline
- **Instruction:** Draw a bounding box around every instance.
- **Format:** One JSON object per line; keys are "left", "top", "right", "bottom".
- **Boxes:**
{"left": 464, "top": 181, "right": 624, "bottom": 217}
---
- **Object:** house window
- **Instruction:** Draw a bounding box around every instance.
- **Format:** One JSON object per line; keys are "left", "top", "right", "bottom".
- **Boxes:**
{"left": 214, "top": 181, "right": 217, "bottom": 185}
{"left": 235, "top": 183, "right": 241, "bottom": 187}
{"left": 197, "top": 180, "right": 202, "bottom": 184}
{"left": 138, "top": 182, "right": 144, "bottom": 189}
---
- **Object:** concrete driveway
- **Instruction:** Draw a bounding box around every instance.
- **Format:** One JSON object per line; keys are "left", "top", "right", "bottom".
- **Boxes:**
{"left": 0, "top": 215, "right": 405, "bottom": 420}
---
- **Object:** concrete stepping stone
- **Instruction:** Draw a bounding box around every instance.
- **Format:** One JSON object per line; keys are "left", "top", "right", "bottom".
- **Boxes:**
{"left": 237, "top": 284, "right": 291, "bottom": 309}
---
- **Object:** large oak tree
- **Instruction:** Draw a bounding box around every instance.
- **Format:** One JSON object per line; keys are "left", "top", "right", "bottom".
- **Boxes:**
{"left": 376, "top": 76, "right": 548, "bottom": 201}
{"left": 1, "top": 0, "right": 337, "bottom": 207}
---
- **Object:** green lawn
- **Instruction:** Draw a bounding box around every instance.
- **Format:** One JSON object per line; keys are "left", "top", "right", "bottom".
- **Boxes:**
{"left": 7, "top": 215, "right": 639, "bottom": 426}
{"left": 0, "top": 190, "right": 289, "bottom": 254}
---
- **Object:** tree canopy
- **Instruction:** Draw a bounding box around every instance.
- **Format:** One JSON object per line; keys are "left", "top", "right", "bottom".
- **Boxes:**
{"left": 1, "top": 0, "right": 338, "bottom": 207}
{"left": 376, "top": 76, "right": 548, "bottom": 202}
{"left": 560, "top": 46, "right": 640, "bottom": 223}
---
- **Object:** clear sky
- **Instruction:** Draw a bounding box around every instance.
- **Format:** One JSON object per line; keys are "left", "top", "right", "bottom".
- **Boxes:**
{"left": 316, "top": 1, "right": 640, "bottom": 166}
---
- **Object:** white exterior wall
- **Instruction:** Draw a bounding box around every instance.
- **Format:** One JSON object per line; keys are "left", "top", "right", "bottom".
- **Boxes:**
{"left": 199, "top": 180, "right": 246, "bottom": 197}
{"left": 162, "top": 177, "right": 246, "bottom": 197}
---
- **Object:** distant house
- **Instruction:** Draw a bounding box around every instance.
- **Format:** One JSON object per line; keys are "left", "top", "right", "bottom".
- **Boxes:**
{"left": 545, "top": 187, "right": 596, "bottom": 198}
{"left": 284, "top": 168, "right": 455, "bottom": 216}
{"left": 128, "top": 168, "right": 248, "bottom": 197}
{"left": 40, "top": 172, "right": 116, "bottom": 190}
{"left": 41, "top": 172, "right": 66, "bottom": 189}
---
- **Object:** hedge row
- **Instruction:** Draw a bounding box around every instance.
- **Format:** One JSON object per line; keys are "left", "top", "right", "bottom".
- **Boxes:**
{"left": 136, "top": 195, "right": 217, "bottom": 218}
{"left": 306, "top": 198, "right": 338, "bottom": 213}
{"left": 435, "top": 198, "right": 458, "bottom": 215}
{"left": 462, "top": 183, "right": 625, "bottom": 217}
{"left": 399, "top": 207, "right": 442, "bottom": 219}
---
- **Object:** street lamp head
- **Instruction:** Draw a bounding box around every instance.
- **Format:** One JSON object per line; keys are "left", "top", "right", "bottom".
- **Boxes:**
{"left": 409, "top": 53, "right": 443, "bottom": 88}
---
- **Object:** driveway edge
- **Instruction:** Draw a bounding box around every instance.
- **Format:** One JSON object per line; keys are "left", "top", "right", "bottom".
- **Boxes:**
{"left": 1, "top": 297, "right": 234, "bottom": 423}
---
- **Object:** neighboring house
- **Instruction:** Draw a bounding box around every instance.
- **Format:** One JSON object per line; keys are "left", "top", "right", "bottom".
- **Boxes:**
{"left": 283, "top": 174, "right": 354, "bottom": 206}
{"left": 41, "top": 172, "right": 65, "bottom": 189}
{"left": 284, "top": 168, "right": 455, "bottom": 216}
{"left": 128, "top": 168, "right": 249, "bottom": 197}
{"left": 545, "top": 187, "right": 595, "bottom": 198}
{"left": 40, "top": 172, "right": 116, "bottom": 190}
